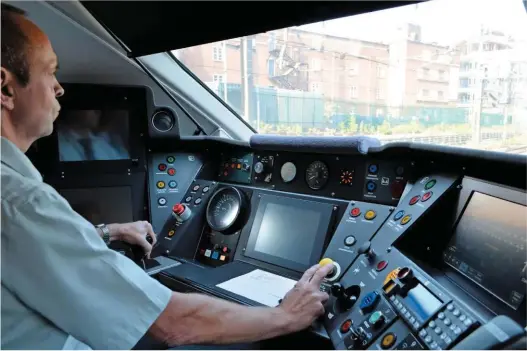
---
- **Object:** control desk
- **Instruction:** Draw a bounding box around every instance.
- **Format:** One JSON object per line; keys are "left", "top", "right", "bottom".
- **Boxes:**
{"left": 29, "top": 84, "right": 526, "bottom": 350}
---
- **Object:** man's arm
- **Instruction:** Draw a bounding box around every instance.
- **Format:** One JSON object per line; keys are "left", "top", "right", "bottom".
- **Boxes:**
{"left": 149, "top": 264, "right": 333, "bottom": 346}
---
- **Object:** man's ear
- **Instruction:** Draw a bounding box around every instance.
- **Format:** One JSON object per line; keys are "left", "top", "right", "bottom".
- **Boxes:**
{"left": 1, "top": 67, "right": 16, "bottom": 111}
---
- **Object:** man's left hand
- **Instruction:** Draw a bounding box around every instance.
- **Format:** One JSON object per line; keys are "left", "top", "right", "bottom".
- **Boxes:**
{"left": 107, "top": 221, "right": 157, "bottom": 258}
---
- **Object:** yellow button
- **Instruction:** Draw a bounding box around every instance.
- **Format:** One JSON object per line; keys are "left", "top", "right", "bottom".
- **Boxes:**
{"left": 157, "top": 181, "right": 165, "bottom": 189}
{"left": 365, "top": 210, "right": 376, "bottom": 220}
{"left": 384, "top": 268, "right": 401, "bottom": 285}
{"left": 381, "top": 333, "right": 396, "bottom": 349}
{"left": 168, "top": 230, "right": 175, "bottom": 237}
{"left": 401, "top": 214, "right": 412, "bottom": 225}
{"left": 319, "top": 258, "right": 334, "bottom": 267}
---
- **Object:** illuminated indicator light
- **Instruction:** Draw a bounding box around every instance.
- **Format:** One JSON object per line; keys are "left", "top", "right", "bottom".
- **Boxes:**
{"left": 376, "top": 260, "right": 388, "bottom": 272}
{"left": 166, "top": 156, "right": 175, "bottom": 163}
{"left": 350, "top": 207, "right": 361, "bottom": 217}
{"left": 220, "top": 255, "right": 226, "bottom": 261}
{"left": 425, "top": 179, "right": 437, "bottom": 190}
{"left": 421, "top": 191, "right": 433, "bottom": 202}
{"left": 168, "top": 168, "right": 176, "bottom": 176}
{"left": 364, "top": 210, "right": 376, "bottom": 220}
{"left": 168, "top": 230, "right": 175, "bottom": 237}
{"left": 401, "top": 214, "right": 412, "bottom": 225}
{"left": 223, "top": 171, "right": 228, "bottom": 176}
{"left": 231, "top": 163, "right": 235, "bottom": 168}
{"left": 409, "top": 195, "right": 420, "bottom": 205}
{"left": 237, "top": 164, "right": 241, "bottom": 169}
{"left": 222, "top": 247, "right": 228, "bottom": 253}
{"left": 340, "top": 319, "right": 352, "bottom": 334}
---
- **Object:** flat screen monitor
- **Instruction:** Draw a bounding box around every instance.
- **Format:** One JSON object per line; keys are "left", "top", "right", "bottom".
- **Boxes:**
{"left": 443, "top": 192, "right": 527, "bottom": 310}
{"left": 244, "top": 194, "right": 334, "bottom": 273}
{"left": 59, "top": 186, "right": 134, "bottom": 225}
{"left": 56, "top": 109, "right": 131, "bottom": 162}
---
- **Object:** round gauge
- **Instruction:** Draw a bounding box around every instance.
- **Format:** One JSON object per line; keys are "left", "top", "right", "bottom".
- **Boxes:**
{"left": 305, "top": 161, "right": 329, "bottom": 190}
{"left": 280, "top": 162, "right": 297, "bottom": 183}
{"left": 206, "top": 187, "right": 246, "bottom": 233}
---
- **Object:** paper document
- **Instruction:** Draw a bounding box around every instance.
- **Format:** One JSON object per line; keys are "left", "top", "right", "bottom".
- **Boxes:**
{"left": 216, "top": 269, "right": 297, "bottom": 307}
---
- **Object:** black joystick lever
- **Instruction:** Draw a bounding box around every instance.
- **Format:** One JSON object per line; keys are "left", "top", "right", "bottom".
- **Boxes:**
{"left": 332, "top": 283, "right": 360, "bottom": 312}
{"left": 358, "top": 241, "right": 375, "bottom": 259}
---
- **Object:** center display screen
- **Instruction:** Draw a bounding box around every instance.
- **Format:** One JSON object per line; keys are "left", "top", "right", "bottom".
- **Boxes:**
{"left": 244, "top": 194, "right": 334, "bottom": 273}
{"left": 57, "top": 109, "right": 131, "bottom": 162}
{"left": 443, "top": 192, "right": 527, "bottom": 310}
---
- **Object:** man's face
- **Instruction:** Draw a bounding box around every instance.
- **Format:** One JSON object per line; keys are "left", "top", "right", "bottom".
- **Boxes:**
{"left": 1, "top": 14, "right": 64, "bottom": 142}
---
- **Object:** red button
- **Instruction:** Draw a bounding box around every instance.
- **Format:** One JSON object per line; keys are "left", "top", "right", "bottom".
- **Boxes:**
{"left": 350, "top": 207, "right": 361, "bottom": 217}
{"left": 222, "top": 247, "right": 228, "bottom": 253}
{"left": 158, "top": 163, "right": 167, "bottom": 171}
{"left": 168, "top": 168, "right": 176, "bottom": 176}
{"left": 340, "top": 319, "right": 352, "bottom": 334}
{"left": 421, "top": 191, "right": 433, "bottom": 202}
{"left": 172, "top": 203, "right": 184, "bottom": 215}
{"left": 409, "top": 195, "right": 420, "bottom": 205}
{"left": 376, "top": 260, "right": 388, "bottom": 272}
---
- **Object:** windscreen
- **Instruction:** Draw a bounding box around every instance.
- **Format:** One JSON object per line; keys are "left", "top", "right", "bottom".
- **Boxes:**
{"left": 172, "top": 0, "right": 527, "bottom": 155}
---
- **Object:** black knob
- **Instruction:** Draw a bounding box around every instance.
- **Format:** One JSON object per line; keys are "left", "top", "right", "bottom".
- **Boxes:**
{"left": 331, "top": 283, "right": 344, "bottom": 297}
{"left": 397, "top": 267, "right": 413, "bottom": 282}
{"left": 358, "top": 241, "right": 375, "bottom": 259}
{"left": 348, "top": 327, "right": 362, "bottom": 342}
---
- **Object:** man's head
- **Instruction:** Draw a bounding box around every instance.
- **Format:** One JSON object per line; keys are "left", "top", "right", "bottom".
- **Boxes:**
{"left": 1, "top": 3, "right": 64, "bottom": 151}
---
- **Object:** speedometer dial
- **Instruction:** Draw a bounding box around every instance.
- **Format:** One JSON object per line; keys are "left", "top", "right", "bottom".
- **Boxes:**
{"left": 206, "top": 187, "right": 246, "bottom": 232}
{"left": 305, "top": 161, "right": 329, "bottom": 190}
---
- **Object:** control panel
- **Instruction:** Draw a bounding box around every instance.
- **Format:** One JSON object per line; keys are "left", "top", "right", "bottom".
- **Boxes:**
{"left": 148, "top": 153, "right": 203, "bottom": 233}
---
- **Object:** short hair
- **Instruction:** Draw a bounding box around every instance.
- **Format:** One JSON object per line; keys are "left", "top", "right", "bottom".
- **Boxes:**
{"left": 1, "top": 3, "right": 30, "bottom": 86}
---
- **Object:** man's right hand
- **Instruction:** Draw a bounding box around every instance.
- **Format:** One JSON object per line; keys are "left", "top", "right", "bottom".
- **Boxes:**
{"left": 277, "top": 263, "right": 333, "bottom": 332}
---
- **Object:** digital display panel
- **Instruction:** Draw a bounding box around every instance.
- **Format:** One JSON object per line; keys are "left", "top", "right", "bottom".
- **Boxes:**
{"left": 403, "top": 284, "right": 442, "bottom": 323}
{"left": 244, "top": 194, "right": 334, "bottom": 272}
{"left": 60, "top": 186, "right": 134, "bottom": 225}
{"left": 57, "top": 109, "right": 131, "bottom": 162}
{"left": 444, "top": 192, "right": 527, "bottom": 310}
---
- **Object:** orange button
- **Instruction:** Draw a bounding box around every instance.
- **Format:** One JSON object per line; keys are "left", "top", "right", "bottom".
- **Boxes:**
{"left": 220, "top": 255, "right": 226, "bottom": 261}
{"left": 168, "top": 230, "right": 175, "bottom": 237}
{"left": 364, "top": 210, "right": 376, "bottom": 220}
{"left": 401, "top": 214, "right": 412, "bottom": 225}
{"left": 384, "top": 268, "right": 401, "bottom": 285}
{"left": 381, "top": 333, "right": 396, "bottom": 349}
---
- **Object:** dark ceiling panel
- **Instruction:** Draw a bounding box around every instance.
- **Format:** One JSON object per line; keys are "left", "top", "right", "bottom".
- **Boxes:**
{"left": 81, "top": 1, "right": 422, "bottom": 57}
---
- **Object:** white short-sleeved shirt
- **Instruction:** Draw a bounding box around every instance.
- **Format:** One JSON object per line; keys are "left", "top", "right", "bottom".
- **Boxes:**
{"left": 1, "top": 137, "right": 172, "bottom": 350}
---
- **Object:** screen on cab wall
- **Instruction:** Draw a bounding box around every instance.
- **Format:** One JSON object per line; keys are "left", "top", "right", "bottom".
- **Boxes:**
{"left": 56, "top": 109, "right": 131, "bottom": 162}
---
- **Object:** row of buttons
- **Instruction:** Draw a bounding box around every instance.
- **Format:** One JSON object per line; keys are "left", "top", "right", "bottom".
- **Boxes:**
{"left": 418, "top": 302, "right": 477, "bottom": 350}
{"left": 158, "top": 163, "right": 176, "bottom": 176}
{"left": 200, "top": 249, "right": 228, "bottom": 261}
{"left": 185, "top": 196, "right": 202, "bottom": 205}
{"left": 191, "top": 185, "right": 210, "bottom": 193}
{"left": 157, "top": 180, "right": 178, "bottom": 189}
{"left": 350, "top": 207, "right": 377, "bottom": 220}
{"left": 409, "top": 191, "right": 433, "bottom": 205}
{"left": 367, "top": 164, "right": 405, "bottom": 177}
{"left": 389, "top": 295, "right": 421, "bottom": 330}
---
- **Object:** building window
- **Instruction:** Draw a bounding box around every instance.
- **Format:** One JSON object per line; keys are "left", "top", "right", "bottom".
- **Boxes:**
{"left": 350, "top": 86, "right": 358, "bottom": 98}
{"left": 213, "top": 74, "right": 225, "bottom": 83}
{"left": 213, "top": 44, "right": 224, "bottom": 61}
{"left": 376, "top": 65, "right": 386, "bottom": 78}
{"left": 376, "top": 88, "right": 384, "bottom": 100}
{"left": 375, "top": 108, "right": 384, "bottom": 117}
{"left": 438, "top": 91, "right": 444, "bottom": 100}
{"left": 422, "top": 68, "right": 430, "bottom": 79}
{"left": 310, "top": 82, "right": 321, "bottom": 93}
{"left": 421, "top": 89, "right": 429, "bottom": 97}
{"left": 346, "top": 61, "right": 358, "bottom": 75}
{"left": 268, "top": 59, "right": 275, "bottom": 77}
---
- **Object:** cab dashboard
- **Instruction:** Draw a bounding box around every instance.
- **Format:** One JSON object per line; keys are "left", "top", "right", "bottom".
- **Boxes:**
{"left": 28, "top": 83, "right": 527, "bottom": 350}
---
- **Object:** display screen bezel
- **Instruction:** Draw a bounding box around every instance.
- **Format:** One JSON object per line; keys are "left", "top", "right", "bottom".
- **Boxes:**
{"left": 443, "top": 177, "right": 526, "bottom": 315}
{"left": 243, "top": 194, "right": 335, "bottom": 273}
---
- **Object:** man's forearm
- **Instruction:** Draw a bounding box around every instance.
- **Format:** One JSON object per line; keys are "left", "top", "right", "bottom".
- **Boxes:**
{"left": 149, "top": 292, "right": 294, "bottom": 346}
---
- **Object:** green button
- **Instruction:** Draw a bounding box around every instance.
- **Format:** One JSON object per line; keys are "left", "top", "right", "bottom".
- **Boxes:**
{"left": 425, "top": 179, "right": 436, "bottom": 190}
{"left": 369, "top": 310, "right": 384, "bottom": 325}
{"left": 167, "top": 156, "right": 175, "bottom": 163}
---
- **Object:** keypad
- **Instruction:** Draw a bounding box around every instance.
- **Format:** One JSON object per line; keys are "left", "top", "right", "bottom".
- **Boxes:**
{"left": 390, "top": 296, "right": 422, "bottom": 331}
{"left": 418, "top": 302, "right": 479, "bottom": 350}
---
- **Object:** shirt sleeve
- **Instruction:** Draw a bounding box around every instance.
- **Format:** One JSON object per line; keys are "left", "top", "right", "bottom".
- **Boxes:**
{"left": 1, "top": 185, "right": 173, "bottom": 350}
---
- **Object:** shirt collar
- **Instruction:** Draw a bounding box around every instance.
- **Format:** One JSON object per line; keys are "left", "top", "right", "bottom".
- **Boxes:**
{"left": 1, "top": 137, "right": 43, "bottom": 182}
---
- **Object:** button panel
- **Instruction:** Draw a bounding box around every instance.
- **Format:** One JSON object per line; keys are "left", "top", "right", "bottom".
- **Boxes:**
{"left": 419, "top": 302, "right": 479, "bottom": 350}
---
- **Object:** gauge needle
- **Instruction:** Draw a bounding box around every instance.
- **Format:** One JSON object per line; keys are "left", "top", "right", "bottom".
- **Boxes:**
{"left": 310, "top": 176, "right": 315, "bottom": 180}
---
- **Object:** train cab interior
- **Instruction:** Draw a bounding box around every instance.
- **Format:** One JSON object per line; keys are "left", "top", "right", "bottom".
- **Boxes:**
{"left": 5, "top": 0, "right": 527, "bottom": 349}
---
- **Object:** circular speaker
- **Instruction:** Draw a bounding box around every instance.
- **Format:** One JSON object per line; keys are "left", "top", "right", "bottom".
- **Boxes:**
{"left": 151, "top": 110, "right": 175, "bottom": 132}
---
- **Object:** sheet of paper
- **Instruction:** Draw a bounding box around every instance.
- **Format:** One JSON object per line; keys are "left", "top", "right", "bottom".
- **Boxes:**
{"left": 216, "top": 269, "right": 297, "bottom": 307}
